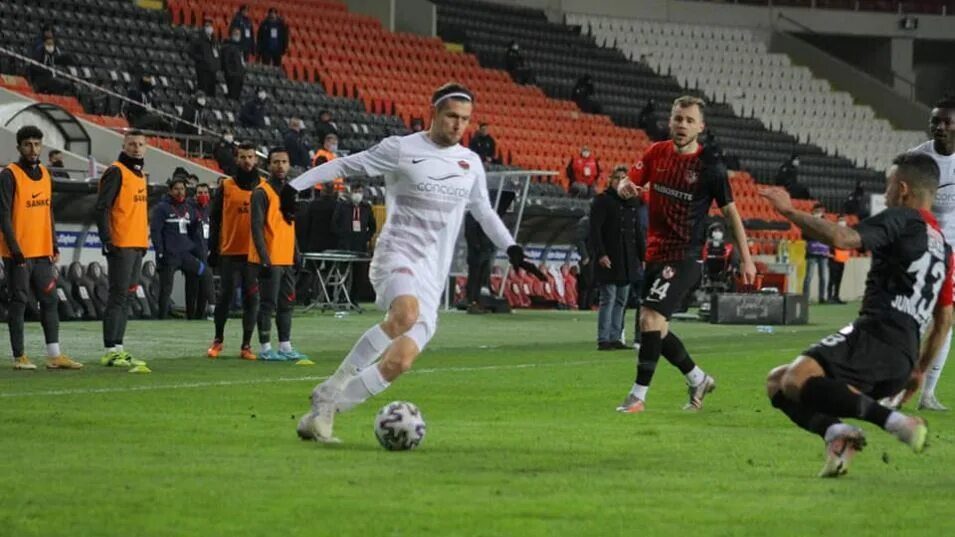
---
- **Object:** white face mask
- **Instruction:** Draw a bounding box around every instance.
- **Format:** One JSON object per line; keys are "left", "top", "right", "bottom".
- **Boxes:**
{"left": 257, "top": 92, "right": 267, "bottom": 100}
{"left": 327, "top": 143, "right": 338, "bottom": 153}
{"left": 351, "top": 193, "right": 363, "bottom": 204}
{"left": 223, "top": 134, "right": 234, "bottom": 143}
{"left": 581, "top": 151, "right": 591, "bottom": 158}
{"left": 44, "top": 44, "right": 55, "bottom": 53}
{"left": 196, "top": 98, "right": 206, "bottom": 107}
{"left": 712, "top": 231, "right": 724, "bottom": 241}
{"left": 204, "top": 26, "right": 214, "bottom": 36}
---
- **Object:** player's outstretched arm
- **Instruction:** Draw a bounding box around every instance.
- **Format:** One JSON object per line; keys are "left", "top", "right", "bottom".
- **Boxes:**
{"left": 287, "top": 136, "right": 401, "bottom": 192}
{"left": 759, "top": 187, "right": 862, "bottom": 250}
{"left": 721, "top": 202, "right": 756, "bottom": 284}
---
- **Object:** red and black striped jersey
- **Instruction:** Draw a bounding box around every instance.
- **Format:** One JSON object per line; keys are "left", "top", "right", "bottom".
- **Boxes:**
{"left": 629, "top": 141, "right": 732, "bottom": 263}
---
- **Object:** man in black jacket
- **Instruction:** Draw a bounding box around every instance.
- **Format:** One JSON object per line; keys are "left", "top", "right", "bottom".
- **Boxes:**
{"left": 283, "top": 117, "right": 311, "bottom": 169}
{"left": 229, "top": 4, "right": 255, "bottom": 60}
{"left": 125, "top": 73, "right": 170, "bottom": 132}
{"left": 222, "top": 27, "right": 246, "bottom": 101}
{"left": 176, "top": 93, "right": 208, "bottom": 155}
{"left": 188, "top": 18, "right": 219, "bottom": 97}
{"left": 574, "top": 214, "right": 593, "bottom": 310}
{"left": 213, "top": 131, "right": 237, "bottom": 177}
{"left": 332, "top": 184, "right": 376, "bottom": 252}
{"left": 29, "top": 34, "right": 72, "bottom": 95}
{"left": 256, "top": 9, "right": 289, "bottom": 67}
{"left": 185, "top": 182, "right": 214, "bottom": 319}
{"left": 239, "top": 90, "right": 268, "bottom": 128}
{"left": 469, "top": 123, "right": 496, "bottom": 164}
{"left": 590, "top": 165, "right": 645, "bottom": 350}
{"left": 149, "top": 176, "right": 207, "bottom": 319}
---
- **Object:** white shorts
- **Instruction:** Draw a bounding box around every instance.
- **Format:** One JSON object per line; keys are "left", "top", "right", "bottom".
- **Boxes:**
{"left": 371, "top": 267, "right": 440, "bottom": 351}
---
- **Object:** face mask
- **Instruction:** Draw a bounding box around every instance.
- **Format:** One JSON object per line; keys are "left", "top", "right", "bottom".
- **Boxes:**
{"left": 351, "top": 193, "right": 363, "bottom": 204}
{"left": 196, "top": 98, "right": 206, "bottom": 107}
{"left": 712, "top": 231, "right": 724, "bottom": 241}
{"left": 232, "top": 34, "right": 241, "bottom": 42}
{"left": 172, "top": 192, "right": 186, "bottom": 203}
{"left": 197, "top": 193, "right": 210, "bottom": 206}
{"left": 204, "top": 26, "right": 214, "bottom": 36}
{"left": 838, "top": 220, "right": 847, "bottom": 227}
{"left": 223, "top": 134, "right": 234, "bottom": 143}
{"left": 792, "top": 159, "right": 799, "bottom": 167}
{"left": 257, "top": 92, "right": 267, "bottom": 100}
{"left": 327, "top": 143, "right": 338, "bottom": 153}
{"left": 44, "top": 44, "right": 55, "bottom": 53}
{"left": 581, "top": 151, "right": 591, "bottom": 158}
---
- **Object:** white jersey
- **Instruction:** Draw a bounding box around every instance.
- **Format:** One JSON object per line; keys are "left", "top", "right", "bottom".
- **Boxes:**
{"left": 290, "top": 132, "right": 515, "bottom": 301}
{"left": 912, "top": 140, "right": 955, "bottom": 247}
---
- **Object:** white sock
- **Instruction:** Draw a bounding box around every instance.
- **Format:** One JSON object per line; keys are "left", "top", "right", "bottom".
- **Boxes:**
{"left": 105, "top": 346, "right": 117, "bottom": 353}
{"left": 261, "top": 342, "right": 271, "bottom": 353}
{"left": 884, "top": 411, "right": 908, "bottom": 434}
{"left": 47, "top": 343, "right": 61, "bottom": 358}
{"left": 685, "top": 366, "right": 706, "bottom": 387}
{"left": 326, "top": 325, "right": 393, "bottom": 392}
{"left": 630, "top": 383, "right": 649, "bottom": 401}
{"left": 115, "top": 344, "right": 123, "bottom": 352}
{"left": 337, "top": 365, "right": 391, "bottom": 413}
{"left": 922, "top": 327, "right": 952, "bottom": 397}
{"left": 279, "top": 341, "right": 293, "bottom": 353}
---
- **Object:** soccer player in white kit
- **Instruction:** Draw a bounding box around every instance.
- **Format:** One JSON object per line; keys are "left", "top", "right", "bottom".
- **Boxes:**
{"left": 909, "top": 97, "right": 955, "bottom": 410}
{"left": 282, "top": 83, "right": 545, "bottom": 442}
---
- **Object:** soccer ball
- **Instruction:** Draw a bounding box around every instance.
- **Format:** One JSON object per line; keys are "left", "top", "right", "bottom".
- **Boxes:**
{"left": 374, "top": 401, "right": 426, "bottom": 451}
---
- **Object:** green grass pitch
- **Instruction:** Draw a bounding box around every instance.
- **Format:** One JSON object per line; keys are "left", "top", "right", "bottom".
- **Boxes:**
{"left": 1, "top": 303, "right": 953, "bottom": 536}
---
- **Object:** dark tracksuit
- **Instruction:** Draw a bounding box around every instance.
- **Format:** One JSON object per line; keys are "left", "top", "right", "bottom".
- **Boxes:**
{"left": 209, "top": 169, "right": 262, "bottom": 345}
{"left": 250, "top": 176, "right": 297, "bottom": 345}
{"left": 184, "top": 199, "right": 214, "bottom": 319}
{"left": 95, "top": 153, "right": 147, "bottom": 348}
{"left": 464, "top": 213, "right": 495, "bottom": 304}
{"left": 0, "top": 159, "right": 59, "bottom": 357}
{"left": 149, "top": 194, "right": 208, "bottom": 319}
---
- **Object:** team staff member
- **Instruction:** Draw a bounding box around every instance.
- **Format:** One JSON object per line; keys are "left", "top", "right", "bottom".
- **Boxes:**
{"left": 185, "top": 182, "right": 215, "bottom": 319}
{"left": 96, "top": 130, "right": 151, "bottom": 373}
{"left": 249, "top": 148, "right": 308, "bottom": 361}
{"left": 311, "top": 133, "right": 344, "bottom": 193}
{"left": 150, "top": 176, "right": 207, "bottom": 319}
{"left": 207, "top": 142, "right": 264, "bottom": 360}
{"left": 0, "top": 126, "right": 81, "bottom": 370}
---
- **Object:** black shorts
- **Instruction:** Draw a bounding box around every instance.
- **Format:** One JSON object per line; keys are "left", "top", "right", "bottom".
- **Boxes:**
{"left": 803, "top": 321, "right": 913, "bottom": 399}
{"left": 641, "top": 259, "right": 702, "bottom": 319}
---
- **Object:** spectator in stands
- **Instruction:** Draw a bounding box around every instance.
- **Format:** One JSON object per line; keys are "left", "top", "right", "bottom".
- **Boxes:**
{"left": 590, "top": 165, "right": 644, "bottom": 350}
{"left": 410, "top": 117, "right": 425, "bottom": 133}
{"left": 150, "top": 176, "right": 207, "bottom": 319}
{"left": 574, "top": 214, "right": 593, "bottom": 310}
{"left": 505, "top": 41, "right": 533, "bottom": 85}
{"left": 125, "top": 73, "right": 170, "bottom": 132}
{"left": 283, "top": 117, "right": 312, "bottom": 169}
{"left": 239, "top": 89, "right": 269, "bottom": 128}
{"left": 803, "top": 203, "right": 830, "bottom": 304}
{"left": 257, "top": 8, "right": 289, "bottom": 67}
{"left": 469, "top": 123, "right": 496, "bottom": 164}
{"left": 333, "top": 184, "right": 376, "bottom": 252}
{"left": 566, "top": 145, "right": 600, "bottom": 198}
{"left": 638, "top": 99, "right": 656, "bottom": 133}
{"left": 28, "top": 34, "right": 73, "bottom": 96}
{"left": 189, "top": 17, "right": 220, "bottom": 98}
{"left": 176, "top": 93, "right": 208, "bottom": 155}
{"left": 229, "top": 5, "right": 255, "bottom": 60}
{"left": 47, "top": 150, "right": 69, "bottom": 179}
{"left": 311, "top": 133, "right": 344, "bottom": 192}
{"left": 214, "top": 131, "right": 237, "bottom": 177}
{"left": 222, "top": 27, "right": 247, "bottom": 101}
{"left": 33, "top": 26, "right": 55, "bottom": 54}
{"left": 842, "top": 179, "right": 866, "bottom": 218}
{"left": 827, "top": 214, "right": 849, "bottom": 305}
{"left": 572, "top": 74, "right": 602, "bottom": 115}
{"left": 315, "top": 110, "right": 338, "bottom": 143}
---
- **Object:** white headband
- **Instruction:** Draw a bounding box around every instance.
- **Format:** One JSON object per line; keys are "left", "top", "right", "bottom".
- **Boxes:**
{"left": 432, "top": 92, "right": 473, "bottom": 106}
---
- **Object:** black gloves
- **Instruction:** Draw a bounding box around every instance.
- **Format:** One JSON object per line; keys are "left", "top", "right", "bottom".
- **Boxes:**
{"left": 507, "top": 245, "right": 547, "bottom": 281}
{"left": 101, "top": 242, "right": 113, "bottom": 257}
{"left": 11, "top": 250, "right": 25, "bottom": 265}
{"left": 258, "top": 262, "right": 272, "bottom": 279}
{"left": 279, "top": 183, "right": 298, "bottom": 223}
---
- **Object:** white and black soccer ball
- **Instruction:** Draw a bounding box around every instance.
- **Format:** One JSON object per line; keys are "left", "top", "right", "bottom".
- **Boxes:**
{"left": 374, "top": 401, "right": 426, "bottom": 451}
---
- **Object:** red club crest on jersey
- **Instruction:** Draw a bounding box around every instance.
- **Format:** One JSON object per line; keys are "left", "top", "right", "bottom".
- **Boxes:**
{"left": 458, "top": 160, "right": 470, "bottom": 170}
{"left": 662, "top": 265, "right": 675, "bottom": 280}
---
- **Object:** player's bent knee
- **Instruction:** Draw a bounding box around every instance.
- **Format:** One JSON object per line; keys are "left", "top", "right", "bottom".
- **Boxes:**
{"left": 386, "top": 297, "right": 420, "bottom": 335}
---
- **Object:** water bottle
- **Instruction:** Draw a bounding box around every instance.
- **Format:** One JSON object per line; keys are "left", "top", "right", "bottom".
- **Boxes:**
{"left": 756, "top": 325, "right": 775, "bottom": 334}
{"left": 334, "top": 311, "right": 349, "bottom": 320}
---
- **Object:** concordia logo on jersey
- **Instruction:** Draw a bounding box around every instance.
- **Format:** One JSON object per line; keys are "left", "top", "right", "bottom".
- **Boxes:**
{"left": 415, "top": 181, "right": 469, "bottom": 198}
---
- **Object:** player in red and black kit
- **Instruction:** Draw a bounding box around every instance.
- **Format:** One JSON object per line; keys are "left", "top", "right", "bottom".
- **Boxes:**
{"left": 762, "top": 152, "right": 952, "bottom": 477}
{"left": 616, "top": 96, "right": 756, "bottom": 413}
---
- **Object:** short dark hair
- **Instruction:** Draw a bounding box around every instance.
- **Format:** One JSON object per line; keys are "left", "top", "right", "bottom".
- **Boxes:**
{"left": 16, "top": 125, "right": 43, "bottom": 145}
{"left": 324, "top": 133, "right": 338, "bottom": 142}
{"left": 934, "top": 95, "right": 955, "bottom": 110}
{"left": 49, "top": 149, "right": 62, "bottom": 158}
{"left": 167, "top": 176, "right": 187, "bottom": 189}
{"left": 196, "top": 182, "right": 210, "bottom": 190}
{"left": 431, "top": 82, "right": 474, "bottom": 110}
{"left": 236, "top": 142, "right": 257, "bottom": 153}
{"left": 125, "top": 129, "right": 146, "bottom": 138}
{"left": 892, "top": 152, "right": 941, "bottom": 195}
{"left": 268, "top": 146, "right": 289, "bottom": 161}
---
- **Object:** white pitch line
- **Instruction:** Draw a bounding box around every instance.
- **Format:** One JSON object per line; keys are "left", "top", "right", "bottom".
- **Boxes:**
{"left": 0, "top": 359, "right": 605, "bottom": 399}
